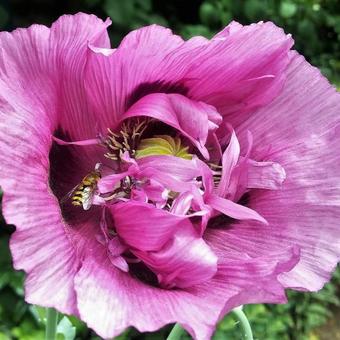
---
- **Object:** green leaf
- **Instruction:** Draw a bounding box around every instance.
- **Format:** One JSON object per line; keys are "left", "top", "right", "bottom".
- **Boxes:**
{"left": 244, "top": 0, "right": 267, "bottom": 21}
{"left": 280, "top": 1, "right": 297, "bottom": 18}
{"left": 11, "top": 319, "right": 44, "bottom": 340}
{"left": 200, "top": 3, "right": 221, "bottom": 26}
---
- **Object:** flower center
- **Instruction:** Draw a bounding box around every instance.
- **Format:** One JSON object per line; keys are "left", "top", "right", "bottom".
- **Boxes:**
{"left": 135, "top": 135, "right": 192, "bottom": 160}
{"left": 66, "top": 118, "right": 194, "bottom": 210}
{"left": 52, "top": 118, "right": 277, "bottom": 287}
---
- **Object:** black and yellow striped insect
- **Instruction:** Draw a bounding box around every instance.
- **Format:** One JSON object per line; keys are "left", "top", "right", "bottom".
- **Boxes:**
{"left": 71, "top": 169, "right": 101, "bottom": 210}
{"left": 61, "top": 164, "right": 102, "bottom": 211}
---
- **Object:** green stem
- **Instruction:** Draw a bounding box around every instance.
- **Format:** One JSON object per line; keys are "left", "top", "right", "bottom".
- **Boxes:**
{"left": 167, "top": 323, "right": 186, "bottom": 340}
{"left": 232, "top": 307, "right": 253, "bottom": 340}
{"left": 45, "top": 308, "right": 58, "bottom": 340}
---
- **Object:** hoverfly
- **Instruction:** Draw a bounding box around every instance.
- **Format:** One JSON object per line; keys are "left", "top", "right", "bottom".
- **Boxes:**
{"left": 62, "top": 163, "right": 101, "bottom": 210}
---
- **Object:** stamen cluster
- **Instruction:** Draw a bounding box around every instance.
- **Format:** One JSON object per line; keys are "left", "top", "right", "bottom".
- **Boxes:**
{"left": 104, "top": 119, "right": 150, "bottom": 160}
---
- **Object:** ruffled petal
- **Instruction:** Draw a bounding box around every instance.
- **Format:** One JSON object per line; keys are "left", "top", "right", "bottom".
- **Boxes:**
{"left": 110, "top": 201, "right": 192, "bottom": 251}
{"left": 2, "top": 14, "right": 339, "bottom": 340}
{"left": 75, "top": 243, "right": 218, "bottom": 340}
{"left": 84, "top": 24, "right": 186, "bottom": 125}
{"left": 74, "top": 239, "right": 298, "bottom": 339}
{"left": 185, "top": 21, "right": 293, "bottom": 124}
{"left": 85, "top": 21, "right": 290, "bottom": 129}
{"left": 0, "top": 13, "right": 111, "bottom": 140}
{"left": 133, "top": 224, "right": 218, "bottom": 288}
{"left": 236, "top": 51, "right": 340, "bottom": 150}
{"left": 0, "top": 110, "right": 78, "bottom": 314}
{"left": 49, "top": 14, "right": 111, "bottom": 139}
{"left": 0, "top": 13, "right": 112, "bottom": 315}
{"left": 228, "top": 53, "right": 340, "bottom": 291}
{"left": 8, "top": 202, "right": 78, "bottom": 314}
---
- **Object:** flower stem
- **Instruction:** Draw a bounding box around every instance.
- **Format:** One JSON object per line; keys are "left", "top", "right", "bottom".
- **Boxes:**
{"left": 45, "top": 308, "right": 58, "bottom": 340}
{"left": 232, "top": 307, "right": 253, "bottom": 340}
{"left": 167, "top": 323, "right": 186, "bottom": 340}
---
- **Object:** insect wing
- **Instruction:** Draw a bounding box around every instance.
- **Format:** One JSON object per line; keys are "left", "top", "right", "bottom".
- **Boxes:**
{"left": 81, "top": 186, "right": 95, "bottom": 210}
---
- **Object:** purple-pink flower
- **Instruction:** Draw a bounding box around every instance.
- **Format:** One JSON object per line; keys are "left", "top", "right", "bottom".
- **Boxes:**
{"left": 0, "top": 13, "right": 340, "bottom": 339}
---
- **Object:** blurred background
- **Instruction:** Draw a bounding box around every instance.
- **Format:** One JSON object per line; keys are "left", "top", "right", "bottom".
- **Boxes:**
{"left": 0, "top": 0, "right": 339, "bottom": 339}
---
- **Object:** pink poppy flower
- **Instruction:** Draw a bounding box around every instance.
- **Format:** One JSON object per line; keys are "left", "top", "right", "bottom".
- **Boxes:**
{"left": 1, "top": 13, "right": 340, "bottom": 339}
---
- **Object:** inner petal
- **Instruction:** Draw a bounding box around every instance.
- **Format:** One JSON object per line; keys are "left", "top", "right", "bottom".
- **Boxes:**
{"left": 134, "top": 223, "right": 218, "bottom": 289}
{"left": 120, "top": 92, "right": 222, "bottom": 159}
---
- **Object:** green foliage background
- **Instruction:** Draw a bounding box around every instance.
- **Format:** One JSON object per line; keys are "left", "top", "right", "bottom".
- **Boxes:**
{"left": 0, "top": 0, "right": 339, "bottom": 339}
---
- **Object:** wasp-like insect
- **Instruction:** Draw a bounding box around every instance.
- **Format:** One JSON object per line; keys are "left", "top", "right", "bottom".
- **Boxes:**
{"left": 63, "top": 164, "right": 101, "bottom": 210}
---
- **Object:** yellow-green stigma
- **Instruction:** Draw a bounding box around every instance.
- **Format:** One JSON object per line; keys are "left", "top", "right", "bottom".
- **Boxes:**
{"left": 135, "top": 135, "right": 192, "bottom": 160}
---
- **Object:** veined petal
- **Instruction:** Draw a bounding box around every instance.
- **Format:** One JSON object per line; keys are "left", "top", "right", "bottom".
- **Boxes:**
{"left": 213, "top": 21, "right": 243, "bottom": 38}
{"left": 139, "top": 168, "right": 196, "bottom": 193}
{"left": 110, "top": 201, "right": 193, "bottom": 251}
{"left": 49, "top": 13, "right": 112, "bottom": 139}
{"left": 6, "top": 193, "right": 78, "bottom": 315}
{"left": 0, "top": 13, "right": 112, "bottom": 316}
{"left": 134, "top": 225, "right": 218, "bottom": 289}
{"left": 0, "top": 13, "right": 111, "bottom": 140}
{"left": 74, "top": 237, "right": 298, "bottom": 340}
{"left": 207, "top": 195, "right": 268, "bottom": 225}
{"left": 171, "top": 192, "right": 194, "bottom": 215}
{"left": 85, "top": 21, "right": 291, "bottom": 131}
{"left": 247, "top": 159, "right": 286, "bottom": 190}
{"left": 74, "top": 243, "right": 218, "bottom": 340}
{"left": 139, "top": 179, "right": 168, "bottom": 207}
{"left": 137, "top": 155, "right": 201, "bottom": 182}
{"left": 122, "top": 93, "right": 221, "bottom": 158}
{"left": 236, "top": 51, "right": 340, "bottom": 149}
{"left": 2, "top": 14, "right": 340, "bottom": 340}
{"left": 186, "top": 21, "right": 293, "bottom": 125}
{"left": 228, "top": 52, "right": 340, "bottom": 291}
{"left": 84, "top": 24, "right": 186, "bottom": 125}
{"left": 0, "top": 112, "right": 78, "bottom": 314}
{"left": 217, "top": 129, "right": 240, "bottom": 197}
